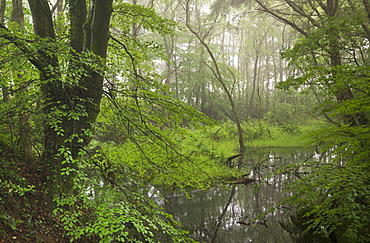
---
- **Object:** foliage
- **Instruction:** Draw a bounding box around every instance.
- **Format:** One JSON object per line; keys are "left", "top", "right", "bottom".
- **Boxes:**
{"left": 0, "top": 24, "right": 40, "bottom": 151}
{"left": 278, "top": 124, "right": 370, "bottom": 242}
{"left": 268, "top": 1, "right": 370, "bottom": 241}
{"left": 95, "top": 94, "right": 239, "bottom": 188}
{"left": 0, "top": 1, "right": 217, "bottom": 242}
{"left": 47, "top": 83, "right": 240, "bottom": 241}
{"left": 264, "top": 89, "right": 319, "bottom": 126}
{"left": 2, "top": 0, "right": 368, "bottom": 241}
{"left": 167, "top": 119, "right": 321, "bottom": 164}
{"left": 54, "top": 165, "right": 195, "bottom": 243}
{"left": 0, "top": 143, "right": 53, "bottom": 241}
{"left": 199, "top": 119, "right": 321, "bottom": 148}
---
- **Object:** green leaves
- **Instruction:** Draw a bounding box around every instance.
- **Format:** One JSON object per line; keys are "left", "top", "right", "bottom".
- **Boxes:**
{"left": 275, "top": 4, "right": 370, "bottom": 240}
{"left": 113, "top": 3, "right": 177, "bottom": 36}
{"left": 54, "top": 168, "right": 195, "bottom": 242}
{"left": 278, "top": 119, "right": 370, "bottom": 241}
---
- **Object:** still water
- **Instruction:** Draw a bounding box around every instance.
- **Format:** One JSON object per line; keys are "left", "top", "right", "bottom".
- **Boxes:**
{"left": 159, "top": 147, "right": 327, "bottom": 243}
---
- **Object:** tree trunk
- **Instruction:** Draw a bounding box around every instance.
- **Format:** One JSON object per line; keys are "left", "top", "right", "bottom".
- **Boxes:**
{"left": 248, "top": 49, "right": 259, "bottom": 118}
{"left": 12, "top": 0, "right": 23, "bottom": 27}
{"left": 326, "top": 0, "right": 369, "bottom": 126}
{"left": 11, "top": 0, "right": 33, "bottom": 155}
{"left": 27, "top": 0, "right": 113, "bottom": 208}
{"left": 363, "top": 0, "right": 370, "bottom": 20}
{"left": 185, "top": 2, "right": 245, "bottom": 165}
{"left": 1, "top": 0, "right": 8, "bottom": 102}
{"left": 255, "top": 0, "right": 369, "bottom": 126}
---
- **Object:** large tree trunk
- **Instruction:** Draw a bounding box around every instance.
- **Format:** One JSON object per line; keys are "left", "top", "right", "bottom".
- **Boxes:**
{"left": 28, "top": 0, "right": 65, "bottom": 206}
{"left": 28, "top": 0, "right": 113, "bottom": 208}
{"left": 326, "top": 0, "right": 369, "bottom": 126}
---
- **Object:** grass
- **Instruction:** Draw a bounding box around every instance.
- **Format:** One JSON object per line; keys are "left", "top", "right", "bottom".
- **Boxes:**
{"left": 185, "top": 119, "right": 326, "bottom": 153}
{"left": 245, "top": 125, "right": 315, "bottom": 147}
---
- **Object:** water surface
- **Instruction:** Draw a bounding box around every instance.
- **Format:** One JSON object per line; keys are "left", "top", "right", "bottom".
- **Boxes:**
{"left": 161, "top": 147, "right": 323, "bottom": 242}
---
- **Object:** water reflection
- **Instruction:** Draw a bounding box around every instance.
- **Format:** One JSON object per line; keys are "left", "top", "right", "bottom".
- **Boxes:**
{"left": 160, "top": 147, "right": 322, "bottom": 243}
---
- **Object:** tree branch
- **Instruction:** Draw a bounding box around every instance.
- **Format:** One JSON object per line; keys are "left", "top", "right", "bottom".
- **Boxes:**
{"left": 363, "top": 0, "right": 370, "bottom": 21}
{"left": 0, "top": 23, "right": 46, "bottom": 73}
{"left": 255, "top": 0, "right": 308, "bottom": 37}
{"left": 284, "top": 0, "right": 320, "bottom": 28}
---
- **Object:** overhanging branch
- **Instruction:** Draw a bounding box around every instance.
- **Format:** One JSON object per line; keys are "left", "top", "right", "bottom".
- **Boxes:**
{"left": 0, "top": 23, "right": 46, "bottom": 73}
{"left": 255, "top": 0, "right": 308, "bottom": 37}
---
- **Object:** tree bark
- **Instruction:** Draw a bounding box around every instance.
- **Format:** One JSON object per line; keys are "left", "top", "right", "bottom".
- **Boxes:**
{"left": 27, "top": 0, "right": 113, "bottom": 207}
{"left": 12, "top": 0, "right": 24, "bottom": 28}
{"left": 248, "top": 48, "right": 259, "bottom": 118}
{"left": 0, "top": 0, "right": 5, "bottom": 21}
{"left": 69, "top": 0, "right": 86, "bottom": 52}
{"left": 326, "top": 0, "right": 369, "bottom": 125}
{"left": 11, "top": 0, "right": 33, "bottom": 155}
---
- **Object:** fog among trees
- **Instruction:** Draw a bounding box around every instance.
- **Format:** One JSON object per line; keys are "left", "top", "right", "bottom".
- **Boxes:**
{"left": 0, "top": 0, "right": 369, "bottom": 242}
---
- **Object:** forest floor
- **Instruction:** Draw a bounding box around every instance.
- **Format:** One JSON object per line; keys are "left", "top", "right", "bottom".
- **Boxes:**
{"left": 0, "top": 143, "right": 67, "bottom": 242}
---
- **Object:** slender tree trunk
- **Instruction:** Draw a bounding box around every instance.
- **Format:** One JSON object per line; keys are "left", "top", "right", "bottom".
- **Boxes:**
{"left": 12, "top": 0, "right": 23, "bottom": 27}
{"left": 248, "top": 49, "right": 259, "bottom": 118}
{"left": 184, "top": 2, "right": 245, "bottom": 165}
{"left": 163, "top": 36, "right": 172, "bottom": 89}
{"left": 11, "top": 0, "right": 33, "bottom": 155}
{"left": 363, "top": 0, "right": 370, "bottom": 20}
{"left": 0, "top": 0, "right": 8, "bottom": 102}
{"left": 0, "top": 0, "right": 5, "bottom": 22}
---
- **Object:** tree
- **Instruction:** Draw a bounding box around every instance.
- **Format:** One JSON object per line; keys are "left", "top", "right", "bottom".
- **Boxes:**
{"left": 182, "top": 0, "right": 246, "bottom": 164}
{"left": 155, "top": 0, "right": 298, "bottom": 123}
{"left": 1, "top": 0, "right": 114, "bottom": 206}
{"left": 1, "top": 1, "right": 208, "bottom": 241}
{"left": 254, "top": 0, "right": 370, "bottom": 241}
{"left": 255, "top": 0, "right": 369, "bottom": 124}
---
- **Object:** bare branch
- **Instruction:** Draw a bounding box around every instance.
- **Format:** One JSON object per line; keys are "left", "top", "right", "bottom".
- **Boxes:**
{"left": 254, "top": 0, "right": 308, "bottom": 37}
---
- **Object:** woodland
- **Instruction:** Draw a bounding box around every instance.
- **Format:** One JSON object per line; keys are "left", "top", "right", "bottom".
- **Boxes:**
{"left": 0, "top": 0, "right": 369, "bottom": 242}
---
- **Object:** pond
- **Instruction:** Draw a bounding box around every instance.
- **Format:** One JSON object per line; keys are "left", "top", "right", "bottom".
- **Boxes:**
{"left": 158, "top": 147, "right": 329, "bottom": 243}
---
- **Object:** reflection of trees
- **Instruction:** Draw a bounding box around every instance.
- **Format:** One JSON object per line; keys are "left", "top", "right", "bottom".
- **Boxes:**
{"left": 162, "top": 147, "right": 325, "bottom": 242}
{"left": 210, "top": 186, "right": 236, "bottom": 243}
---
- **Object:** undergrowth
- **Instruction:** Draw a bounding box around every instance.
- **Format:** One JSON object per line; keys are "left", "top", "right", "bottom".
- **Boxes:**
{"left": 183, "top": 119, "right": 325, "bottom": 153}
{"left": 0, "top": 142, "right": 66, "bottom": 242}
